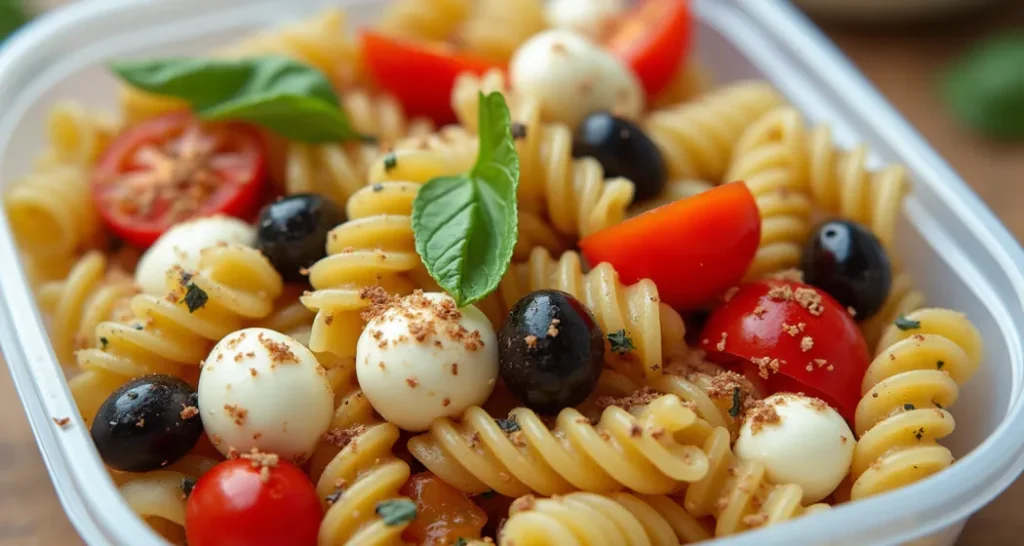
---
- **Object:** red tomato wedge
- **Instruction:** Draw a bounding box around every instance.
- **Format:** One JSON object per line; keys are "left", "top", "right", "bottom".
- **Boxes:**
{"left": 185, "top": 458, "right": 322, "bottom": 546}
{"left": 605, "top": 0, "right": 692, "bottom": 98}
{"left": 361, "top": 31, "right": 504, "bottom": 125}
{"left": 699, "top": 280, "right": 870, "bottom": 422}
{"left": 579, "top": 182, "right": 760, "bottom": 311}
{"left": 91, "top": 111, "right": 267, "bottom": 248}
{"left": 400, "top": 472, "right": 487, "bottom": 545}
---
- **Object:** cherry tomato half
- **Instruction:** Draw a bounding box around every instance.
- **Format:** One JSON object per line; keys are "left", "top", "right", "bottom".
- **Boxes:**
{"left": 699, "top": 280, "right": 870, "bottom": 422}
{"left": 91, "top": 111, "right": 267, "bottom": 248}
{"left": 606, "top": 0, "right": 692, "bottom": 98}
{"left": 361, "top": 31, "right": 504, "bottom": 125}
{"left": 579, "top": 182, "right": 761, "bottom": 311}
{"left": 400, "top": 472, "right": 487, "bottom": 545}
{"left": 185, "top": 458, "right": 322, "bottom": 546}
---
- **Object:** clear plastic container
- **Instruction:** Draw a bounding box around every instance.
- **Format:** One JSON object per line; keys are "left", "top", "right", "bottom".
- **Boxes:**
{"left": 1, "top": 0, "right": 1023, "bottom": 544}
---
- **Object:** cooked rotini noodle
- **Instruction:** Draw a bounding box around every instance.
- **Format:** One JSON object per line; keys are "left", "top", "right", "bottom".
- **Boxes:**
{"left": 408, "top": 394, "right": 710, "bottom": 497}
{"left": 121, "top": 9, "right": 362, "bottom": 124}
{"left": 500, "top": 491, "right": 711, "bottom": 546}
{"left": 72, "top": 245, "right": 283, "bottom": 422}
{"left": 649, "top": 372, "right": 738, "bottom": 433}
{"left": 628, "top": 179, "right": 712, "bottom": 217}
{"left": 451, "top": 70, "right": 635, "bottom": 238}
{"left": 457, "top": 0, "right": 547, "bottom": 63}
{"left": 35, "top": 101, "right": 119, "bottom": 168}
{"left": 36, "top": 252, "right": 135, "bottom": 365}
{"left": 850, "top": 308, "right": 983, "bottom": 500}
{"left": 725, "top": 107, "right": 814, "bottom": 279}
{"left": 645, "top": 80, "right": 784, "bottom": 183}
{"left": 3, "top": 164, "right": 99, "bottom": 261}
{"left": 377, "top": 0, "right": 472, "bottom": 41}
{"left": 650, "top": 61, "right": 714, "bottom": 110}
{"left": 308, "top": 356, "right": 374, "bottom": 483}
{"left": 253, "top": 286, "right": 316, "bottom": 345}
{"left": 116, "top": 456, "right": 218, "bottom": 542}
{"left": 861, "top": 271, "right": 926, "bottom": 350}
{"left": 497, "top": 247, "right": 687, "bottom": 381}
{"left": 682, "top": 426, "right": 829, "bottom": 536}
{"left": 316, "top": 422, "right": 413, "bottom": 546}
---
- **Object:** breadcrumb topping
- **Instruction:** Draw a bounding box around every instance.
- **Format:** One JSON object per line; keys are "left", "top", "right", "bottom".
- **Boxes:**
{"left": 257, "top": 332, "right": 298, "bottom": 364}
{"left": 323, "top": 425, "right": 367, "bottom": 449}
{"left": 180, "top": 405, "right": 199, "bottom": 420}
{"left": 595, "top": 387, "right": 660, "bottom": 410}
{"left": 240, "top": 448, "right": 279, "bottom": 483}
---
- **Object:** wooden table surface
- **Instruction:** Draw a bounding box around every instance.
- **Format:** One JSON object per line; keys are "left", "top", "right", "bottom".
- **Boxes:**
{"left": 2, "top": 2, "right": 1024, "bottom": 545}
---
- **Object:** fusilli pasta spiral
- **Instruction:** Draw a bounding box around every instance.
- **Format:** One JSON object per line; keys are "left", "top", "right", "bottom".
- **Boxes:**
{"left": 36, "top": 100, "right": 119, "bottom": 168}
{"left": 498, "top": 247, "right": 687, "bottom": 381}
{"left": 645, "top": 81, "right": 784, "bottom": 183}
{"left": 860, "top": 271, "right": 926, "bottom": 350}
{"left": 377, "top": 0, "right": 472, "bottom": 41}
{"left": 36, "top": 251, "right": 135, "bottom": 365}
{"left": 407, "top": 394, "right": 710, "bottom": 498}
{"left": 500, "top": 491, "right": 711, "bottom": 546}
{"left": 457, "top": 0, "right": 547, "bottom": 63}
{"left": 683, "top": 426, "right": 829, "bottom": 536}
{"left": 4, "top": 164, "right": 99, "bottom": 261}
{"left": 451, "top": 70, "right": 635, "bottom": 238}
{"left": 116, "top": 456, "right": 218, "bottom": 542}
{"left": 316, "top": 422, "right": 413, "bottom": 546}
{"left": 850, "top": 308, "right": 983, "bottom": 500}
{"left": 72, "top": 245, "right": 283, "bottom": 423}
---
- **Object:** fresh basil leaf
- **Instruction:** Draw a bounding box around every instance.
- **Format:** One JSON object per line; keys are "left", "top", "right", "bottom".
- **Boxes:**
{"left": 375, "top": 499, "right": 417, "bottom": 526}
{"left": 942, "top": 33, "right": 1024, "bottom": 140}
{"left": 111, "top": 56, "right": 362, "bottom": 143}
{"left": 0, "top": 0, "right": 30, "bottom": 42}
{"left": 412, "top": 92, "right": 519, "bottom": 307}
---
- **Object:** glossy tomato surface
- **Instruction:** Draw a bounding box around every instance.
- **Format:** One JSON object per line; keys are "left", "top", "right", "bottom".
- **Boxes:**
{"left": 400, "top": 472, "right": 487, "bottom": 545}
{"left": 91, "top": 111, "right": 267, "bottom": 248}
{"left": 361, "top": 31, "right": 503, "bottom": 125}
{"left": 606, "top": 0, "right": 692, "bottom": 98}
{"left": 579, "top": 182, "right": 761, "bottom": 311}
{"left": 185, "top": 458, "right": 322, "bottom": 546}
{"left": 699, "top": 280, "right": 870, "bottom": 422}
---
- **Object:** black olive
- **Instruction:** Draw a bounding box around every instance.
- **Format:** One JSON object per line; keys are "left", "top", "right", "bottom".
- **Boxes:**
{"left": 91, "top": 374, "right": 202, "bottom": 472}
{"left": 572, "top": 112, "right": 667, "bottom": 203}
{"left": 801, "top": 220, "right": 892, "bottom": 319}
{"left": 497, "top": 290, "right": 604, "bottom": 414}
{"left": 256, "top": 194, "right": 345, "bottom": 282}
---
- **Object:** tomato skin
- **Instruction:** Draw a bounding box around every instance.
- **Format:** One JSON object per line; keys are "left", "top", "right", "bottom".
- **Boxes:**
{"left": 698, "top": 280, "right": 870, "bottom": 422}
{"left": 91, "top": 111, "right": 267, "bottom": 248}
{"left": 185, "top": 458, "right": 322, "bottom": 546}
{"left": 399, "top": 472, "right": 487, "bottom": 545}
{"left": 361, "top": 31, "right": 504, "bottom": 125}
{"left": 606, "top": 0, "right": 692, "bottom": 98}
{"left": 579, "top": 182, "right": 760, "bottom": 311}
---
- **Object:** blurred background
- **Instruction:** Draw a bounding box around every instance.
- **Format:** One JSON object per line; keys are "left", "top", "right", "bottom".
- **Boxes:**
{"left": 0, "top": 0, "right": 1021, "bottom": 544}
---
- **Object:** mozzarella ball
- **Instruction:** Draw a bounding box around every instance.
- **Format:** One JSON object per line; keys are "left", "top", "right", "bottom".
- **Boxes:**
{"left": 734, "top": 393, "right": 855, "bottom": 504}
{"left": 135, "top": 215, "right": 254, "bottom": 295}
{"left": 356, "top": 292, "right": 498, "bottom": 432}
{"left": 510, "top": 29, "right": 643, "bottom": 128}
{"left": 198, "top": 328, "right": 333, "bottom": 463}
{"left": 545, "top": 0, "right": 626, "bottom": 40}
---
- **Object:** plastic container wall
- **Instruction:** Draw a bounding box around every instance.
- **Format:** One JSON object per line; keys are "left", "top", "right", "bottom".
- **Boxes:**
{"left": 1, "top": 0, "right": 1023, "bottom": 545}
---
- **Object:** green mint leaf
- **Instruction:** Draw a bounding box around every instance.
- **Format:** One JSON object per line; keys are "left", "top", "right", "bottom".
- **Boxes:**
{"left": 412, "top": 92, "right": 519, "bottom": 306}
{"left": 941, "top": 33, "right": 1024, "bottom": 140}
{"left": 607, "top": 329, "right": 636, "bottom": 355}
{"left": 728, "top": 387, "right": 742, "bottom": 417}
{"left": 495, "top": 417, "right": 520, "bottom": 433}
{"left": 110, "top": 56, "right": 362, "bottom": 143}
{"left": 181, "top": 283, "right": 208, "bottom": 313}
{"left": 894, "top": 315, "right": 921, "bottom": 331}
{"left": 375, "top": 499, "right": 417, "bottom": 526}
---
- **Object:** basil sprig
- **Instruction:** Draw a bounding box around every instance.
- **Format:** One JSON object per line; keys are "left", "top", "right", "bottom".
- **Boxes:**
{"left": 942, "top": 33, "right": 1024, "bottom": 140}
{"left": 111, "top": 56, "right": 362, "bottom": 142}
{"left": 412, "top": 92, "right": 520, "bottom": 307}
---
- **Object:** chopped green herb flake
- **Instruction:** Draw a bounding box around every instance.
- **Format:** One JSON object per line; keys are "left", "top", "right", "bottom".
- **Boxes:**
{"left": 384, "top": 153, "right": 397, "bottom": 171}
{"left": 181, "top": 283, "right": 209, "bottom": 313}
{"left": 607, "top": 329, "right": 636, "bottom": 355}
{"left": 934, "top": 401, "right": 944, "bottom": 409}
{"left": 372, "top": 183, "right": 384, "bottom": 192}
{"left": 914, "top": 427, "right": 925, "bottom": 441}
{"left": 455, "top": 539, "right": 469, "bottom": 546}
{"left": 478, "top": 489, "right": 497, "bottom": 499}
{"left": 100, "top": 337, "right": 109, "bottom": 349}
{"left": 904, "top": 403, "right": 915, "bottom": 411}
{"left": 325, "top": 490, "right": 342, "bottom": 504}
{"left": 376, "top": 499, "right": 417, "bottom": 526}
{"left": 133, "top": 324, "right": 144, "bottom": 331}
{"left": 728, "top": 387, "right": 742, "bottom": 417}
{"left": 181, "top": 477, "right": 196, "bottom": 498}
{"left": 894, "top": 315, "right": 921, "bottom": 331}
{"left": 495, "top": 417, "right": 520, "bottom": 433}
{"left": 937, "top": 360, "right": 945, "bottom": 369}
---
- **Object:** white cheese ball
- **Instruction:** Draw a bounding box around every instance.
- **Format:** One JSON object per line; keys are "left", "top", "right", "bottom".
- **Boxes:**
{"left": 735, "top": 393, "right": 856, "bottom": 504}
{"left": 510, "top": 29, "right": 643, "bottom": 128}
{"left": 198, "top": 328, "right": 333, "bottom": 463}
{"left": 356, "top": 292, "right": 498, "bottom": 432}
{"left": 545, "top": 0, "right": 627, "bottom": 40}
{"left": 135, "top": 215, "right": 254, "bottom": 295}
